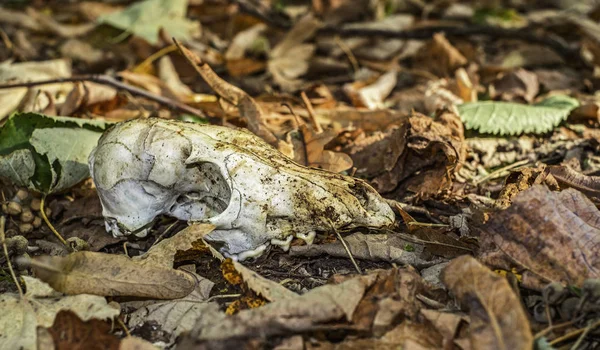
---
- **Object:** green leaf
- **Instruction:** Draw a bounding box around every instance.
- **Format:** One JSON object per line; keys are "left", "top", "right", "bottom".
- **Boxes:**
{"left": 457, "top": 95, "right": 579, "bottom": 135}
{"left": 0, "top": 113, "right": 110, "bottom": 194}
{"left": 98, "top": 0, "right": 200, "bottom": 45}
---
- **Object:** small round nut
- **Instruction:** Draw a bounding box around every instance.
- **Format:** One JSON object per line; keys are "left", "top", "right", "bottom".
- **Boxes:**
{"left": 15, "top": 189, "right": 29, "bottom": 201}
{"left": 44, "top": 207, "right": 52, "bottom": 218}
{"left": 67, "top": 237, "right": 89, "bottom": 251}
{"left": 18, "top": 223, "right": 33, "bottom": 234}
{"left": 30, "top": 198, "right": 41, "bottom": 212}
{"left": 6, "top": 201, "right": 22, "bottom": 216}
{"left": 32, "top": 216, "right": 42, "bottom": 228}
{"left": 20, "top": 209, "right": 34, "bottom": 223}
{"left": 6, "top": 235, "right": 28, "bottom": 255}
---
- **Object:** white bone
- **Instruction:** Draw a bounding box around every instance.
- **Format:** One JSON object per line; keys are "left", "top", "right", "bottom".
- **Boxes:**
{"left": 89, "top": 118, "right": 394, "bottom": 259}
{"left": 296, "top": 231, "right": 316, "bottom": 245}
{"left": 271, "top": 235, "right": 294, "bottom": 252}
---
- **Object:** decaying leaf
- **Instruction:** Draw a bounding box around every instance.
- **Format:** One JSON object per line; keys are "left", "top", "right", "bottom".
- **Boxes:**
{"left": 287, "top": 124, "right": 353, "bottom": 173}
{"left": 0, "top": 112, "right": 110, "bottom": 194}
{"left": 175, "top": 40, "right": 278, "bottom": 146}
{"left": 344, "top": 71, "right": 398, "bottom": 110}
{"left": 0, "top": 276, "right": 119, "bottom": 350}
{"left": 0, "top": 59, "right": 72, "bottom": 120}
{"left": 179, "top": 269, "right": 422, "bottom": 347}
{"left": 289, "top": 232, "right": 440, "bottom": 269}
{"left": 546, "top": 165, "right": 600, "bottom": 203}
{"left": 415, "top": 33, "right": 467, "bottom": 77}
{"left": 98, "top": 0, "right": 200, "bottom": 44}
{"left": 28, "top": 224, "right": 216, "bottom": 299}
{"left": 45, "top": 310, "right": 122, "bottom": 350}
{"left": 268, "top": 15, "right": 322, "bottom": 91}
{"left": 442, "top": 255, "right": 532, "bottom": 350}
{"left": 480, "top": 185, "right": 600, "bottom": 289}
{"left": 458, "top": 95, "right": 579, "bottom": 135}
{"left": 490, "top": 68, "right": 539, "bottom": 103}
{"left": 346, "top": 111, "right": 464, "bottom": 197}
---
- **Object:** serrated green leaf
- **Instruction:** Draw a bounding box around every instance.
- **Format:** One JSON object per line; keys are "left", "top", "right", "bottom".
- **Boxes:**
{"left": 98, "top": 0, "right": 200, "bottom": 44}
{"left": 0, "top": 112, "right": 111, "bottom": 194}
{"left": 457, "top": 95, "right": 579, "bottom": 135}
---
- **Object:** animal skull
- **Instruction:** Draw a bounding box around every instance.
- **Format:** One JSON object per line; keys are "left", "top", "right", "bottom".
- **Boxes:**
{"left": 89, "top": 118, "right": 394, "bottom": 260}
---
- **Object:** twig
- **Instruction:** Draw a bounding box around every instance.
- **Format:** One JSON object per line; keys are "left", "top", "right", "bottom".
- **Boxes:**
{"left": 333, "top": 35, "right": 360, "bottom": 74}
{"left": 384, "top": 198, "right": 442, "bottom": 224}
{"left": 550, "top": 319, "right": 600, "bottom": 346}
{"left": 232, "top": 0, "right": 291, "bottom": 29}
{"left": 0, "top": 74, "right": 206, "bottom": 118}
{"left": 473, "top": 159, "right": 531, "bottom": 186}
{"left": 300, "top": 91, "right": 322, "bottom": 133}
{"left": 571, "top": 320, "right": 596, "bottom": 350}
{"left": 328, "top": 219, "right": 362, "bottom": 274}
{"left": 133, "top": 44, "right": 178, "bottom": 73}
{"left": 535, "top": 320, "right": 576, "bottom": 339}
{"left": 0, "top": 216, "right": 23, "bottom": 298}
{"left": 40, "top": 195, "right": 69, "bottom": 249}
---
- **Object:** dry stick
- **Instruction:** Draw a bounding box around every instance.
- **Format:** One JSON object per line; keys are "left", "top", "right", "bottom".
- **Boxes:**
{"left": 133, "top": 44, "right": 178, "bottom": 73}
{"left": 328, "top": 219, "right": 362, "bottom": 274}
{"left": 0, "top": 216, "right": 23, "bottom": 298}
{"left": 0, "top": 75, "right": 206, "bottom": 119}
{"left": 549, "top": 319, "right": 600, "bottom": 346}
{"left": 535, "top": 320, "right": 576, "bottom": 339}
{"left": 40, "top": 195, "right": 69, "bottom": 249}
{"left": 473, "top": 159, "right": 531, "bottom": 186}
{"left": 300, "top": 91, "right": 322, "bottom": 133}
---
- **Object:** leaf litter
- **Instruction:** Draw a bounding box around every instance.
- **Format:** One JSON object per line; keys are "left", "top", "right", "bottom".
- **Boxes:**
{"left": 2, "top": 0, "right": 600, "bottom": 349}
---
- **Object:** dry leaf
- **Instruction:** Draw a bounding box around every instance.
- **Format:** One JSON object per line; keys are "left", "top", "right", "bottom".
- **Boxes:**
{"left": 479, "top": 185, "right": 600, "bottom": 289}
{"left": 0, "top": 276, "right": 119, "bottom": 350}
{"left": 442, "top": 255, "right": 532, "bottom": 350}
{"left": 175, "top": 40, "right": 278, "bottom": 146}
{"left": 289, "top": 232, "right": 440, "bottom": 269}
{"left": 546, "top": 165, "right": 600, "bottom": 203}
{"left": 416, "top": 33, "right": 467, "bottom": 77}
{"left": 45, "top": 310, "right": 121, "bottom": 350}
{"left": 490, "top": 68, "right": 539, "bottom": 103}
{"left": 344, "top": 71, "right": 397, "bottom": 110}
{"left": 290, "top": 124, "right": 353, "bottom": 172}
{"left": 30, "top": 251, "right": 196, "bottom": 299}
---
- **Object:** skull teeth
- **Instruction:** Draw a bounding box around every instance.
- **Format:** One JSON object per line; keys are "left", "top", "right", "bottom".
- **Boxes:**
{"left": 270, "top": 235, "right": 294, "bottom": 252}
{"left": 295, "top": 231, "right": 316, "bottom": 245}
{"left": 228, "top": 243, "right": 269, "bottom": 261}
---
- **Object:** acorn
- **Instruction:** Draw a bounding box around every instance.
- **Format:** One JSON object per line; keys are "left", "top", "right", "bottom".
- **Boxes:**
{"left": 20, "top": 209, "right": 34, "bottom": 224}
{"left": 6, "top": 201, "right": 22, "bottom": 216}
{"left": 15, "top": 189, "right": 29, "bottom": 201}
{"left": 30, "top": 199, "right": 41, "bottom": 212}
{"left": 32, "top": 216, "right": 42, "bottom": 228}
{"left": 18, "top": 223, "right": 33, "bottom": 234}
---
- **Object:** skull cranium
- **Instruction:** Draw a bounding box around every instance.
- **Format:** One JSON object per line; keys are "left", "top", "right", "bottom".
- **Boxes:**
{"left": 89, "top": 118, "right": 394, "bottom": 260}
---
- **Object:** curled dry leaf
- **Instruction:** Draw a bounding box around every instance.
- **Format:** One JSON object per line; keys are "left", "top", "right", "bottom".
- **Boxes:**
{"left": 546, "top": 165, "right": 600, "bottom": 203}
{"left": 346, "top": 111, "right": 464, "bottom": 197}
{"left": 480, "top": 185, "right": 600, "bottom": 289}
{"left": 415, "top": 33, "right": 467, "bottom": 77}
{"left": 175, "top": 40, "right": 278, "bottom": 146}
{"left": 442, "top": 255, "right": 532, "bottom": 350}
{"left": 344, "top": 71, "right": 398, "bottom": 110}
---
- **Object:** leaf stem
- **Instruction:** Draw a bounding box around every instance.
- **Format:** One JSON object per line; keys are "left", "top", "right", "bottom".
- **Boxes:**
{"left": 40, "top": 195, "right": 69, "bottom": 249}
{"left": 0, "top": 216, "right": 23, "bottom": 298}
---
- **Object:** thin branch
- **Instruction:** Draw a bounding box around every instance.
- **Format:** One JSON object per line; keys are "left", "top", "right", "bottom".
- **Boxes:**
{"left": 328, "top": 219, "right": 362, "bottom": 274}
{"left": 0, "top": 216, "right": 23, "bottom": 298}
{"left": 0, "top": 74, "right": 207, "bottom": 118}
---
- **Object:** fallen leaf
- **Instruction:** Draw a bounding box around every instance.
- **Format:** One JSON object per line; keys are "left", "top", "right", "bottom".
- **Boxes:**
{"left": 289, "top": 232, "right": 441, "bottom": 269}
{"left": 0, "top": 59, "right": 72, "bottom": 120}
{"left": 442, "top": 255, "right": 532, "bottom": 350}
{"left": 0, "top": 276, "right": 119, "bottom": 350}
{"left": 45, "top": 310, "right": 121, "bottom": 350}
{"left": 225, "top": 23, "right": 267, "bottom": 60}
{"left": 0, "top": 112, "right": 110, "bottom": 194}
{"left": 416, "top": 33, "right": 467, "bottom": 77}
{"left": 98, "top": 0, "right": 201, "bottom": 45}
{"left": 344, "top": 71, "right": 397, "bottom": 110}
{"left": 546, "top": 165, "right": 600, "bottom": 203}
{"left": 288, "top": 124, "right": 353, "bottom": 172}
{"left": 479, "top": 185, "right": 600, "bottom": 289}
{"left": 268, "top": 14, "right": 322, "bottom": 92}
{"left": 490, "top": 68, "right": 539, "bottom": 103}
{"left": 458, "top": 94, "right": 579, "bottom": 135}
{"left": 29, "top": 224, "right": 216, "bottom": 299}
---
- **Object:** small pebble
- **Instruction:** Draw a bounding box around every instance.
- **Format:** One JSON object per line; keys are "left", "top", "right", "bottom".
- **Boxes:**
{"left": 6, "top": 201, "right": 22, "bottom": 216}
{"left": 6, "top": 236, "right": 28, "bottom": 255}
{"left": 30, "top": 198, "right": 41, "bottom": 212}
{"left": 20, "top": 209, "right": 34, "bottom": 223}
{"left": 15, "top": 189, "right": 29, "bottom": 201}
{"left": 19, "top": 223, "right": 33, "bottom": 234}
{"left": 67, "top": 237, "right": 89, "bottom": 251}
{"left": 32, "top": 216, "right": 42, "bottom": 228}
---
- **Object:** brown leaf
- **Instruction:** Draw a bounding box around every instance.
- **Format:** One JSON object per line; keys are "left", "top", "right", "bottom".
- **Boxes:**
{"left": 490, "top": 68, "right": 539, "bottom": 103}
{"left": 45, "top": 310, "right": 120, "bottom": 350}
{"left": 347, "top": 111, "right": 464, "bottom": 197}
{"left": 416, "top": 33, "right": 467, "bottom": 77}
{"left": 175, "top": 40, "right": 278, "bottom": 146}
{"left": 30, "top": 251, "right": 195, "bottom": 299}
{"left": 546, "top": 165, "right": 600, "bottom": 203}
{"left": 442, "top": 255, "right": 532, "bottom": 350}
{"left": 479, "top": 185, "right": 600, "bottom": 289}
